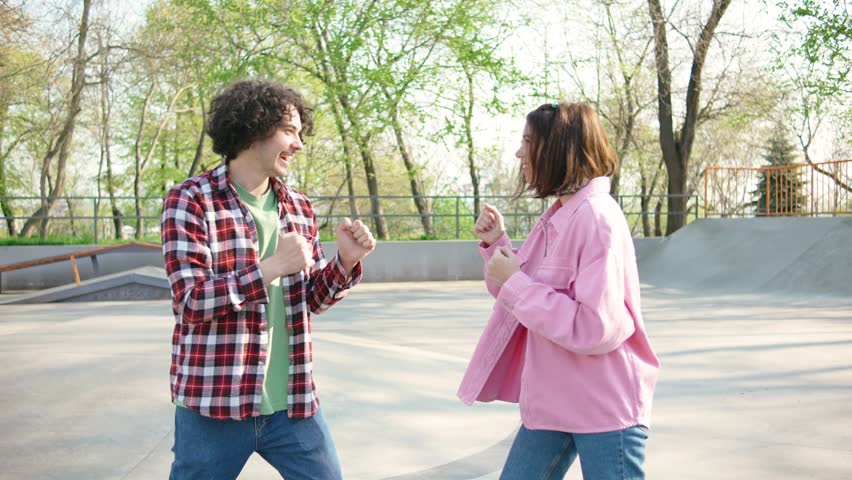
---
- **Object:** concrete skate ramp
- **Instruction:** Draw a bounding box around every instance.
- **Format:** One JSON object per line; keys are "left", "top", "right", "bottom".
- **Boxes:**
{"left": 638, "top": 217, "right": 852, "bottom": 296}
{"left": 0, "top": 266, "right": 170, "bottom": 304}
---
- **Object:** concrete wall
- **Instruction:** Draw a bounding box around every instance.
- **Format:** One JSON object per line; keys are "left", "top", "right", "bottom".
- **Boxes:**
{"left": 0, "top": 245, "right": 164, "bottom": 292}
{"left": 0, "top": 238, "right": 663, "bottom": 290}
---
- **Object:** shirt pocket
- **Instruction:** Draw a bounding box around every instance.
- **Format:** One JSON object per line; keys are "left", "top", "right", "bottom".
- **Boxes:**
{"left": 281, "top": 217, "right": 315, "bottom": 243}
{"left": 533, "top": 257, "right": 576, "bottom": 294}
{"left": 210, "top": 210, "right": 250, "bottom": 272}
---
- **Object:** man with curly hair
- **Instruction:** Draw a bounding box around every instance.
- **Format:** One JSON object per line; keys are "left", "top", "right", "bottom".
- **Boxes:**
{"left": 161, "top": 79, "right": 376, "bottom": 480}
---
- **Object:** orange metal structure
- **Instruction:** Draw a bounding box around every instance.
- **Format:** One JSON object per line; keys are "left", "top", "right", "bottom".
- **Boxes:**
{"left": 703, "top": 160, "right": 851, "bottom": 217}
{"left": 0, "top": 242, "right": 160, "bottom": 287}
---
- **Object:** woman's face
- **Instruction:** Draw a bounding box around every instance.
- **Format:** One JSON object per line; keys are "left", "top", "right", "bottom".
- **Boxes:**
{"left": 515, "top": 123, "right": 533, "bottom": 182}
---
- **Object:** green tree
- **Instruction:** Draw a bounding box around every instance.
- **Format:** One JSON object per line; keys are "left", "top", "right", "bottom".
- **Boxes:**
{"left": 751, "top": 128, "right": 806, "bottom": 216}
{"left": 780, "top": 0, "right": 850, "bottom": 97}
{"left": 776, "top": 0, "right": 852, "bottom": 195}
{"left": 92, "top": 26, "right": 126, "bottom": 240}
{"left": 18, "top": 0, "right": 94, "bottom": 238}
{"left": 564, "top": 0, "right": 656, "bottom": 196}
{"left": 437, "top": 0, "right": 522, "bottom": 220}
{"left": 0, "top": 1, "right": 36, "bottom": 236}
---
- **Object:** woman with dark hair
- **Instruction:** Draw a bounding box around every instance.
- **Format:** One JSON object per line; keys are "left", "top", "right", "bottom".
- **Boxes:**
{"left": 458, "top": 102, "right": 659, "bottom": 479}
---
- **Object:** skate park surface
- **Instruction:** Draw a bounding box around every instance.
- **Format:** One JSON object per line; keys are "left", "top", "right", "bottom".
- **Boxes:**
{"left": 0, "top": 217, "right": 850, "bottom": 479}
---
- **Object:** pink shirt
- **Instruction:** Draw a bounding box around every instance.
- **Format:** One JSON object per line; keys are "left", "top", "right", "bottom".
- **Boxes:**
{"left": 458, "top": 177, "right": 659, "bottom": 433}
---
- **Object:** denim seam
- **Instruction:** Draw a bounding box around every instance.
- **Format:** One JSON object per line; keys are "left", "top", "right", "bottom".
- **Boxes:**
{"left": 254, "top": 417, "right": 261, "bottom": 451}
{"left": 542, "top": 435, "right": 573, "bottom": 480}
{"left": 619, "top": 429, "right": 625, "bottom": 480}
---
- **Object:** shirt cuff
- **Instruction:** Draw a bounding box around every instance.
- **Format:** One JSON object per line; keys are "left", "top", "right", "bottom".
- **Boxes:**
{"left": 480, "top": 234, "right": 511, "bottom": 260}
{"left": 495, "top": 270, "right": 534, "bottom": 312}
{"left": 232, "top": 263, "right": 269, "bottom": 307}
{"left": 333, "top": 253, "right": 363, "bottom": 289}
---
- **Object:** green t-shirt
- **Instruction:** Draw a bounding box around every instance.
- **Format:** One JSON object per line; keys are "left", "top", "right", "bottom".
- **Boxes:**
{"left": 175, "top": 182, "right": 290, "bottom": 414}
{"left": 233, "top": 181, "right": 290, "bottom": 414}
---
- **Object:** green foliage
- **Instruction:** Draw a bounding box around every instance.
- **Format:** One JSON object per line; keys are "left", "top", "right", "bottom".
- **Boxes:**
{"left": 0, "top": 234, "right": 160, "bottom": 246}
{"left": 7, "top": 0, "right": 848, "bottom": 242}
{"left": 749, "top": 127, "right": 807, "bottom": 216}
{"left": 779, "top": 0, "right": 851, "bottom": 96}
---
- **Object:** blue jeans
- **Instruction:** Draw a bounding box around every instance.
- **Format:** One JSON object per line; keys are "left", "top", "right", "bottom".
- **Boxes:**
{"left": 170, "top": 407, "right": 342, "bottom": 480}
{"left": 499, "top": 424, "right": 648, "bottom": 480}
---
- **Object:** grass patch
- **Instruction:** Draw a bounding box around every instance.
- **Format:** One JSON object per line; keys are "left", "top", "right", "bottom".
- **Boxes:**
{"left": 0, "top": 235, "right": 160, "bottom": 246}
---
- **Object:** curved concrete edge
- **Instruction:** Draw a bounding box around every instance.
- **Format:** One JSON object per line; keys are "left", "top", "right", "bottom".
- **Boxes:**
{"left": 0, "top": 267, "right": 169, "bottom": 304}
{"left": 758, "top": 217, "right": 852, "bottom": 296}
{"left": 637, "top": 217, "right": 852, "bottom": 296}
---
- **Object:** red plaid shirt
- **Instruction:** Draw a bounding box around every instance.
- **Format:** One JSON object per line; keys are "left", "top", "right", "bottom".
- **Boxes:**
{"left": 161, "top": 163, "right": 361, "bottom": 420}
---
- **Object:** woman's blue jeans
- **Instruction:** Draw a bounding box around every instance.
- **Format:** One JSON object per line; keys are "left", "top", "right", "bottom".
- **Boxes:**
{"left": 499, "top": 424, "right": 648, "bottom": 480}
{"left": 169, "top": 406, "right": 342, "bottom": 480}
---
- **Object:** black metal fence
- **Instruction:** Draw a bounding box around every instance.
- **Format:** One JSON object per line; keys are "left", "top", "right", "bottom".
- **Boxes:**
{"left": 0, "top": 193, "right": 700, "bottom": 243}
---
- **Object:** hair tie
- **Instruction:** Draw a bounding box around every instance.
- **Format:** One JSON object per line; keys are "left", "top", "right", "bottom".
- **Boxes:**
{"left": 551, "top": 102, "right": 558, "bottom": 109}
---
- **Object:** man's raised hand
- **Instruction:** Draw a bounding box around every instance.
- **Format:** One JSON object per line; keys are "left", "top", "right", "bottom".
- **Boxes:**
{"left": 337, "top": 218, "right": 376, "bottom": 273}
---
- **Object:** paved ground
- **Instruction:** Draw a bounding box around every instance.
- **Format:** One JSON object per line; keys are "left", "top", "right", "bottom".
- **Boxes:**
{"left": 1, "top": 280, "right": 850, "bottom": 480}
{"left": 2, "top": 217, "right": 851, "bottom": 479}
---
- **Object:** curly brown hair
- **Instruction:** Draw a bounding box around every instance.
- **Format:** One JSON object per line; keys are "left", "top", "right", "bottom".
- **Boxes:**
{"left": 207, "top": 79, "right": 314, "bottom": 162}
{"left": 516, "top": 102, "right": 618, "bottom": 199}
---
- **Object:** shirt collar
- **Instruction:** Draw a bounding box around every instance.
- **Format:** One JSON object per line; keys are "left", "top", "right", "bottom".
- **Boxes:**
{"left": 211, "top": 163, "right": 230, "bottom": 191}
{"left": 546, "top": 176, "right": 612, "bottom": 231}
{"left": 212, "top": 162, "right": 290, "bottom": 201}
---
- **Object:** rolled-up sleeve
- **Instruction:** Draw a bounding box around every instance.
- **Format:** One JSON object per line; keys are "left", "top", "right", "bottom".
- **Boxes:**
{"left": 306, "top": 218, "right": 362, "bottom": 314}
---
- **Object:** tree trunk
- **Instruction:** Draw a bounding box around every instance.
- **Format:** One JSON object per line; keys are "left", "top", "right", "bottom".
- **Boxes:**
{"left": 327, "top": 94, "right": 360, "bottom": 219}
{"left": 105, "top": 118, "right": 123, "bottom": 240}
{"left": 357, "top": 146, "right": 388, "bottom": 239}
{"left": 654, "top": 199, "right": 663, "bottom": 237}
{"left": 339, "top": 95, "right": 388, "bottom": 239}
{"left": 133, "top": 82, "right": 192, "bottom": 239}
{"left": 188, "top": 95, "right": 206, "bottom": 178}
{"left": 648, "top": 0, "right": 731, "bottom": 235}
{"left": 38, "top": 174, "right": 53, "bottom": 238}
{"left": 666, "top": 161, "right": 688, "bottom": 233}
{"left": 463, "top": 67, "right": 481, "bottom": 219}
{"left": 640, "top": 177, "right": 651, "bottom": 238}
{"left": 134, "top": 82, "right": 155, "bottom": 240}
{"left": 611, "top": 92, "right": 636, "bottom": 196}
{"left": 96, "top": 35, "right": 123, "bottom": 240}
{"left": 388, "top": 103, "right": 433, "bottom": 237}
{"left": 640, "top": 158, "right": 665, "bottom": 238}
{"left": 307, "top": 20, "right": 363, "bottom": 222}
{"left": 66, "top": 196, "right": 77, "bottom": 237}
{"left": 343, "top": 155, "right": 358, "bottom": 218}
{"left": 806, "top": 157, "right": 852, "bottom": 194}
{"left": 19, "top": 0, "right": 92, "bottom": 237}
{"left": 0, "top": 99, "right": 18, "bottom": 236}
{"left": 135, "top": 162, "right": 144, "bottom": 239}
{"left": 611, "top": 160, "right": 622, "bottom": 195}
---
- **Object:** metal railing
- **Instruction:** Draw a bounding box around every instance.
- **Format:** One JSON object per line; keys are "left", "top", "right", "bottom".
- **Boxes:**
{"left": 0, "top": 193, "right": 700, "bottom": 243}
{"left": 704, "top": 159, "right": 852, "bottom": 217}
{"left": 0, "top": 241, "right": 160, "bottom": 293}
{"left": 310, "top": 194, "right": 698, "bottom": 240}
{"left": 0, "top": 196, "right": 163, "bottom": 244}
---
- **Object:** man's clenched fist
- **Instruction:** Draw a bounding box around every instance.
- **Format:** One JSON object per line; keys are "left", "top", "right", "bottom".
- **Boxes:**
{"left": 337, "top": 218, "right": 376, "bottom": 273}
